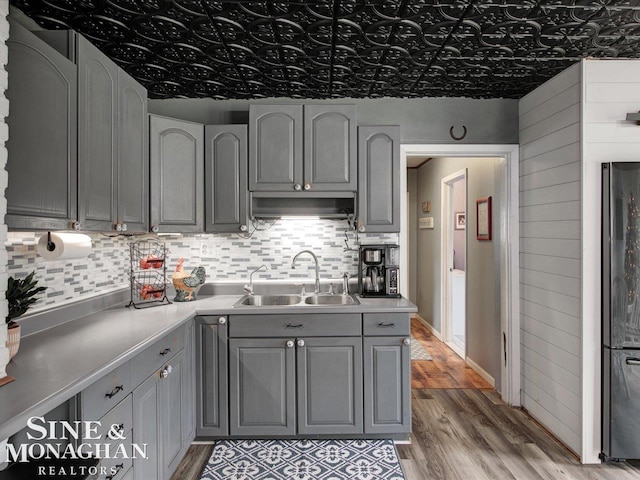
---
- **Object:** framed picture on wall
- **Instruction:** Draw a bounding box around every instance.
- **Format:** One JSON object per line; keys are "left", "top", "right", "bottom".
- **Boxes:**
{"left": 454, "top": 212, "right": 465, "bottom": 230}
{"left": 476, "top": 196, "right": 492, "bottom": 240}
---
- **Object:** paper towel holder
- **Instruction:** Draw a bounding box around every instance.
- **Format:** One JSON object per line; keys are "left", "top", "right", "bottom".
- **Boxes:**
{"left": 46, "top": 232, "right": 56, "bottom": 252}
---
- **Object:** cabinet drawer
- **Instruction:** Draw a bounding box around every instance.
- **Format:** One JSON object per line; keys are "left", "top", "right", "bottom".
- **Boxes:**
{"left": 133, "top": 326, "right": 185, "bottom": 385}
{"left": 363, "top": 313, "right": 410, "bottom": 336}
{"left": 82, "top": 361, "right": 133, "bottom": 422}
{"left": 90, "top": 394, "right": 133, "bottom": 444}
{"left": 96, "top": 439, "right": 132, "bottom": 480}
{"left": 229, "top": 313, "right": 361, "bottom": 337}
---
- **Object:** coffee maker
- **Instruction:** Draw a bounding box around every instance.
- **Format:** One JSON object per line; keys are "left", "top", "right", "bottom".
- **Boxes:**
{"left": 358, "top": 244, "right": 400, "bottom": 298}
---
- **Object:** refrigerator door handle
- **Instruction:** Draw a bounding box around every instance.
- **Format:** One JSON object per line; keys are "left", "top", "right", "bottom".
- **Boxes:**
{"left": 625, "top": 357, "right": 640, "bottom": 366}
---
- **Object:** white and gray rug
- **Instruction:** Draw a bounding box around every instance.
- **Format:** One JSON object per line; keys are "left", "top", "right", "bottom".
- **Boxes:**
{"left": 199, "top": 438, "right": 405, "bottom": 480}
{"left": 411, "top": 335, "right": 433, "bottom": 361}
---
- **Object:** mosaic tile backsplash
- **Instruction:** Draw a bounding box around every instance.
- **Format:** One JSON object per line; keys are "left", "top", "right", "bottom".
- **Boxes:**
{"left": 6, "top": 219, "right": 398, "bottom": 313}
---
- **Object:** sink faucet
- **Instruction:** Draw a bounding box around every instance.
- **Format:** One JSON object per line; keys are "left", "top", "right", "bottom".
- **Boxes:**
{"left": 244, "top": 265, "right": 267, "bottom": 295}
{"left": 291, "top": 250, "right": 320, "bottom": 294}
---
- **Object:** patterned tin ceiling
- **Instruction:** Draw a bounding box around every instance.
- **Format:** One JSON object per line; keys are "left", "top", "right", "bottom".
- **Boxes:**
{"left": 10, "top": 1, "right": 640, "bottom": 100}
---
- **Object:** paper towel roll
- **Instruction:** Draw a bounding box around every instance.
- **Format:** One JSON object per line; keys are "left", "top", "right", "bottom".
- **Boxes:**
{"left": 38, "top": 232, "right": 92, "bottom": 261}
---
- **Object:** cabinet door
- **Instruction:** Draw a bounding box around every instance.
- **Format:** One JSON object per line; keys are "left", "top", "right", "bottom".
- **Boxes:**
{"left": 182, "top": 321, "right": 196, "bottom": 446}
{"left": 249, "top": 105, "right": 303, "bottom": 191}
{"left": 132, "top": 371, "right": 161, "bottom": 480}
{"left": 196, "top": 316, "right": 228, "bottom": 437}
{"left": 357, "top": 126, "right": 400, "bottom": 233}
{"left": 150, "top": 115, "right": 204, "bottom": 233}
{"left": 160, "top": 350, "right": 187, "bottom": 479}
{"left": 229, "top": 338, "right": 296, "bottom": 436}
{"left": 6, "top": 19, "right": 77, "bottom": 230}
{"left": 117, "top": 69, "right": 148, "bottom": 232}
{"left": 205, "top": 125, "right": 248, "bottom": 233}
{"left": 363, "top": 337, "right": 411, "bottom": 434}
{"left": 304, "top": 105, "right": 357, "bottom": 191}
{"left": 77, "top": 35, "right": 118, "bottom": 232}
{"left": 297, "top": 337, "right": 363, "bottom": 435}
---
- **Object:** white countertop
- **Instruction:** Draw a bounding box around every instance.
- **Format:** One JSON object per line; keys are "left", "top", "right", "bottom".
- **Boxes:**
{"left": 0, "top": 294, "right": 416, "bottom": 440}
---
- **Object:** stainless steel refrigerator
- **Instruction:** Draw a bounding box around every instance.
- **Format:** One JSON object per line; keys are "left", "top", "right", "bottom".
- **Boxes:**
{"left": 602, "top": 163, "right": 640, "bottom": 461}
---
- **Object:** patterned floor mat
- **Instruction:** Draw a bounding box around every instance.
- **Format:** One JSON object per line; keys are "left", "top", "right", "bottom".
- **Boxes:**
{"left": 411, "top": 335, "right": 433, "bottom": 360}
{"left": 199, "top": 438, "right": 406, "bottom": 480}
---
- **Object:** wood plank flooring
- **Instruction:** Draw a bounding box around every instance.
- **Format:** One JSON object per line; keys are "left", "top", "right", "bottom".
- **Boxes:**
{"left": 411, "top": 316, "right": 493, "bottom": 389}
{"left": 172, "top": 318, "right": 640, "bottom": 480}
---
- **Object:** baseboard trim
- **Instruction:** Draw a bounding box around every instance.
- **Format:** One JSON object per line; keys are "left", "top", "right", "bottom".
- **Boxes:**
{"left": 465, "top": 356, "right": 495, "bottom": 388}
{"left": 413, "top": 313, "right": 442, "bottom": 341}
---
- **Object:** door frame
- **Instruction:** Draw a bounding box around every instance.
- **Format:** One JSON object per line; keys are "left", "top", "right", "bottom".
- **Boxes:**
{"left": 400, "top": 144, "right": 520, "bottom": 406}
{"left": 440, "top": 169, "right": 467, "bottom": 359}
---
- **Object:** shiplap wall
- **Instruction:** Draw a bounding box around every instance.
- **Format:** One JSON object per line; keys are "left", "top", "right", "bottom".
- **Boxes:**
{"left": 581, "top": 60, "right": 640, "bottom": 463}
{"left": 519, "top": 63, "right": 582, "bottom": 454}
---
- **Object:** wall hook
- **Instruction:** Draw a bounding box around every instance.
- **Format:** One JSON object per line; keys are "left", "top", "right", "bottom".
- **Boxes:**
{"left": 450, "top": 125, "right": 467, "bottom": 141}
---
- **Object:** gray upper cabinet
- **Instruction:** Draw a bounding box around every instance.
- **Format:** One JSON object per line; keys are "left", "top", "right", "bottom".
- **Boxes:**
{"left": 6, "top": 19, "right": 78, "bottom": 231}
{"left": 363, "top": 336, "right": 411, "bottom": 434}
{"left": 117, "top": 69, "right": 148, "bottom": 233}
{"left": 77, "top": 35, "right": 117, "bottom": 232}
{"left": 150, "top": 115, "right": 204, "bottom": 233}
{"left": 229, "top": 337, "right": 296, "bottom": 436}
{"left": 249, "top": 105, "right": 303, "bottom": 192}
{"left": 195, "top": 316, "right": 228, "bottom": 437}
{"left": 51, "top": 33, "right": 148, "bottom": 233}
{"left": 205, "top": 125, "right": 248, "bottom": 233}
{"left": 249, "top": 104, "right": 357, "bottom": 193}
{"left": 304, "top": 105, "right": 357, "bottom": 191}
{"left": 297, "top": 337, "right": 363, "bottom": 435}
{"left": 358, "top": 125, "right": 401, "bottom": 233}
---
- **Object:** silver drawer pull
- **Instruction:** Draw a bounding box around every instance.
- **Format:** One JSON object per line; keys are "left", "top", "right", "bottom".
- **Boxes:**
{"left": 105, "top": 385, "right": 124, "bottom": 399}
{"left": 626, "top": 357, "right": 640, "bottom": 365}
{"left": 378, "top": 322, "right": 395, "bottom": 328}
{"left": 159, "top": 348, "right": 171, "bottom": 356}
{"left": 160, "top": 365, "right": 173, "bottom": 379}
{"left": 286, "top": 323, "right": 303, "bottom": 328}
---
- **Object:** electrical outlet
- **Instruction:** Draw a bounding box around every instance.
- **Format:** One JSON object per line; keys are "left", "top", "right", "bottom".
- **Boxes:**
{"left": 200, "top": 242, "right": 208, "bottom": 256}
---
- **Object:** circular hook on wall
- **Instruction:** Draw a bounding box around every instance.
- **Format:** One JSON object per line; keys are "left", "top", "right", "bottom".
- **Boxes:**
{"left": 449, "top": 125, "right": 467, "bottom": 141}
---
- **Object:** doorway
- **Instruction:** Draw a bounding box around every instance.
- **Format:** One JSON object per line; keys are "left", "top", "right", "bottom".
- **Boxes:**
{"left": 400, "top": 144, "right": 519, "bottom": 406}
{"left": 441, "top": 170, "right": 467, "bottom": 358}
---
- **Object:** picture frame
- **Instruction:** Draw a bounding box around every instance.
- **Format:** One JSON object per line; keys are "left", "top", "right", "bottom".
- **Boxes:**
{"left": 454, "top": 212, "right": 465, "bottom": 230}
{"left": 476, "top": 196, "right": 492, "bottom": 241}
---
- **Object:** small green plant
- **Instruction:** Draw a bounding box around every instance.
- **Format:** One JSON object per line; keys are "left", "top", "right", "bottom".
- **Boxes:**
{"left": 6, "top": 271, "right": 47, "bottom": 326}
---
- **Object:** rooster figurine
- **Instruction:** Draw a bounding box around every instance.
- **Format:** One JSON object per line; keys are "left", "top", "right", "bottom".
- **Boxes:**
{"left": 172, "top": 258, "right": 206, "bottom": 302}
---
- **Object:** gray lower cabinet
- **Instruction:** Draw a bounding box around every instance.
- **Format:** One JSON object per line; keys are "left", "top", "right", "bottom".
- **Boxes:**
{"left": 133, "top": 349, "right": 188, "bottom": 480}
{"left": 150, "top": 115, "right": 204, "bottom": 233}
{"left": 6, "top": 19, "right": 78, "bottom": 230}
{"left": 205, "top": 125, "right": 249, "bottom": 233}
{"left": 363, "top": 336, "right": 411, "bottom": 434}
{"left": 297, "top": 337, "right": 363, "bottom": 435}
{"left": 229, "top": 337, "right": 296, "bottom": 436}
{"left": 357, "top": 125, "right": 401, "bottom": 233}
{"left": 196, "top": 316, "right": 228, "bottom": 436}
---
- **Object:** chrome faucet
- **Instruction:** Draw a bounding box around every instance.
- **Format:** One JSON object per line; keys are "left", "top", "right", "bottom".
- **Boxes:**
{"left": 291, "top": 250, "right": 320, "bottom": 294}
{"left": 244, "top": 265, "right": 267, "bottom": 295}
{"left": 343, "top": 273, "right": 350, "bottom": 295}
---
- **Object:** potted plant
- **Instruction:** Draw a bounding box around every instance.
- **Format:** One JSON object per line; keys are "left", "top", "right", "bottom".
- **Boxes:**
{"left": 6, "top": 271, "right": 47, "bottom": 359}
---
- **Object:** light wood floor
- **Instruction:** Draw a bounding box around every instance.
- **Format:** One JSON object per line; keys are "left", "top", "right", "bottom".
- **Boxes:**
{"left": 172, "top": 321, "right": 640, "bottom": 480}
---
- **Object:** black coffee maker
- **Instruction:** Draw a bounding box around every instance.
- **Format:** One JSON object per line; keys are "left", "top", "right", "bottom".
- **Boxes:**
{"left": 358, "top": 244, "right": 400, "bottom": 298}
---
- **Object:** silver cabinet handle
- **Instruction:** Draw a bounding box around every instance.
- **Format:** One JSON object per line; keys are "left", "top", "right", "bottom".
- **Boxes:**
{"left": 122, "top": 224, "right": 127, "bottom": 232}
{"left": 358, "top": 225, "right": 366, "bottom": 232}
{"left": 303, "top": 183, "right": 311, "bottom": 191}
{"left": 286, "top": 340, "right": 295, "bottom": 348}
{"left": 626, "top": 357, "right": 640, "bottom": 365}
{"left": 240, "top": 225, "right": 248, "bottom": 232}
{"left": 297, "top": 339, "right": 305, "bottom": 347}
{"left": 151, "top": 225, "right": 159, "bottom": 233}
{"left": 72, "top": 221, "right": 82, "bottom": 231}
{"left": 160, "top": 365, "right": 173, "bottom": 378}
{"left": 294, "top": 184, "right": 302, "bottom": 191}
{"left": 115, "top": 223, "right": 122, "bottom": 232}
{"left": 218, "top": 316, "right": 226, "bottom": 325}
{"left": 403, "top": 338, "right": 411, "bottom": 346}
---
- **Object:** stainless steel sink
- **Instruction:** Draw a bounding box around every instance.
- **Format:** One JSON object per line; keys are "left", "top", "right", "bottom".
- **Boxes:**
{"left": 304, "top": 294, "right": 359, "bottom": 305}
{"left": 236, "top": 294, "right": 302, "bottom": 306}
